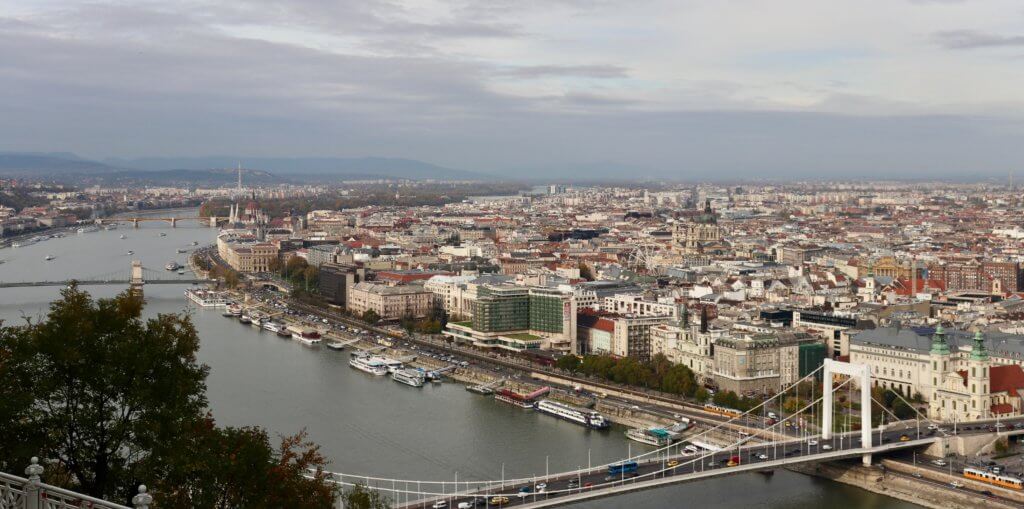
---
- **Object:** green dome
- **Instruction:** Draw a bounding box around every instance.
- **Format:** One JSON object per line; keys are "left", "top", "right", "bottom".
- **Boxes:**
{"left": 930, "top": 324, "right": 950, "bottom": 355}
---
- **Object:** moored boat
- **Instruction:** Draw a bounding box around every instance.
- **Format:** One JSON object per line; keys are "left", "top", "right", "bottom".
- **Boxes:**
{"left": 391, "top": 368, "right": 426, "bottom": 387}
{"left": 625, "top": 427, "right": 673, "bottom": 446}
{"left": 349, "top": 355, "right": 388, "bottom": 375}
{"left": 534, "top": 399, "right": 610, "bottom": 429}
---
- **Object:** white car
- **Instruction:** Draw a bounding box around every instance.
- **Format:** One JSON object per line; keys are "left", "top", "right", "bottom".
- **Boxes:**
{"left": 807, "top": 440, "right": 818, "bottom": 446}
{"left": 822, "top": 444, "right": 833, "bottom": 451}
{"left": 458, "top": 503, "right": 473, "bottom": 509}
{"left": 757, "top": 454, "right": 768, "bottom": 460}
{"left": 432, "top": 501, "right": 448, "bottom": 509}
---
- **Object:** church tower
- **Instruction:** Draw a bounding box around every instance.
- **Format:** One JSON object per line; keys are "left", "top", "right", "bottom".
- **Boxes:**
{"left": 928, "top": 324, "right": 952, "bottom": 419}
{"left": 968, "top": 330, "right": 991, "bottom": 420}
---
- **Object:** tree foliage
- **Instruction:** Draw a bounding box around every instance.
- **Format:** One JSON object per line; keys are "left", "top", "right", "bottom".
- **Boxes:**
{"left": 573, "top": 353, "right": 702, "bottom": 399}
{"left": 341, "top": 484, "right": 392, "bottom": 509}
{"left": 0, "top": 285, "right": 334, "bottom": 507}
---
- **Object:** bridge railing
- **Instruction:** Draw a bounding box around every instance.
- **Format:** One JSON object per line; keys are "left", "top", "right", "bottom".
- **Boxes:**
{"left": 0, "top": 458, "right": 151, "bottom": 509}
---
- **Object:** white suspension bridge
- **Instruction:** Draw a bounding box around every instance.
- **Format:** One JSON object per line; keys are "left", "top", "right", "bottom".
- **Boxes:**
{"left": 317, "top": 359, "right": 1016, "bottom": 509}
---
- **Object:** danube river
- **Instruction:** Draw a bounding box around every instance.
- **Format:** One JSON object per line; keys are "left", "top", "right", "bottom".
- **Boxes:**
{"left": 0, "top": 211, "right": 916, "bottom": 508}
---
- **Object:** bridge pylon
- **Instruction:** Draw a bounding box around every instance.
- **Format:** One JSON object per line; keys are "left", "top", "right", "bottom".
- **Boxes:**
{"left": 130, "top": 260, "right": 144, "bottom": 298}
{"left": 822, "top": 358, "right": 873, "bottom": 465}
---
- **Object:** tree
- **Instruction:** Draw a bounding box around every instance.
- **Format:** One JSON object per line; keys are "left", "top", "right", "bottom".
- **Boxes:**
{"left": 578, "top": 262, "right": 595, "bottom": 281}
{"left": 0, "top": 285, "right": 335, "bottom": 507}
{"left": 362, "top": 309, "right": 381, "bottom": 325}
{"left": 285, "top": 256, "right": 308, "bottom": 279}
{"left": 341, "top": 484, "right": 392, "bottom": 509}
{"left": 556, "top": 355, "right": 581, "bottom": 373}
{"left": 268, "top": 257, "right": 283, "bottom": 275}
{"left": 156, "top": 424, "right": 334, "bottom": 509}
{"left": 0, "top": 286, "right": 207, "bottom": 500}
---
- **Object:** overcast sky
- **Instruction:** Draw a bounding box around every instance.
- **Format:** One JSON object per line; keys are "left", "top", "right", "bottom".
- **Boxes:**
{"left": 2, "top": 0, "right": 1024, "bottom": 179}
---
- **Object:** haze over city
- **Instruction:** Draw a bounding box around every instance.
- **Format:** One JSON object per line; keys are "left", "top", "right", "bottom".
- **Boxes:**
{"left": 3, "top": 0, "right": 1024, "bottom": 179}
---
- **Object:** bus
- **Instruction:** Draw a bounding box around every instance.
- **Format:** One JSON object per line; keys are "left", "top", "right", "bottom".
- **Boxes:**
{"left": 963, "top": 467, "right": 1023, "bottom": 490}
{"left": 608, "top": 461, "right": 639, "bottom": 476}
{"left": 703, "top": 403, "right": 742, "bottom": 418}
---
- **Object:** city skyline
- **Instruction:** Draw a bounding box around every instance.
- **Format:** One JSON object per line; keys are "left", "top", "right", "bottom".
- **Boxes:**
{"left": 3, "top": 1, "right": 1024, "bottom": 178}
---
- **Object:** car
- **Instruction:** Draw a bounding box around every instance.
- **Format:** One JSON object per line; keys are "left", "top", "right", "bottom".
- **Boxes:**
{"left": 913, "top": 473, "right": 923, "bottom": 479}
{"left": 584, "top": 482, "right": 593, "bottom": 488}
{"left": 822, "top": 444, "right": 833, "bottom": 451}
{"left": 949, "top": 481, "right": 963, "bottom": 489}
{"left": 927, "top": 424, "right": 938, "bottom": 431}
{"left": 932, "top": 459, "right": 947, "bottom": 467}
{"left": 604, "top": 475, "right": 617, "bottom": 482}
{"left": 899, "top": 435, "right": 910, "bottom": 442}
{"left": 807, "top": 440, "right": 818, "bottom": 446}
{"left": 758, "top": 454, "right": 769, "bottom": 460}
{"left": 432, "top": 501, "right": 448, "bottom": 509}
{"left": 567, "top": 480, "right": 579, "bottom": 489}
{"left": 535, "top": 483, "right": 547, "bottom": 491}
{"left": 517, "top": 487, "right": 531, "bottom": 499}
{"left": 489, "top": 496, "right": 510, "bottom": 505}
{"left": 457, "top": 502, "right": 473, "bottom": 509}
{"left": 667, "top": 460, "right": 679, "bottom": 467}
{"left": 981, "top": 490, "right": 994, "bottom": 497}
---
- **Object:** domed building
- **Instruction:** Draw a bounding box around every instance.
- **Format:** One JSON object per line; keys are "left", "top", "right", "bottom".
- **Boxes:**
{"left": 673, "top": 199, "right": 726, "bottom": 254}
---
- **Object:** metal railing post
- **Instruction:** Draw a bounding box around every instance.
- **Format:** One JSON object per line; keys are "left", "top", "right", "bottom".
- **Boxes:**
{"left": 24, "top": 457, "right": 44, "bottom": 509}
{"left": 132, "top": 485, "right": 153, "bottom": 509}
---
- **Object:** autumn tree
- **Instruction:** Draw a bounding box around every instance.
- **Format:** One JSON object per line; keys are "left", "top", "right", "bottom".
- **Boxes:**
{"left": 0, "top": 285, "right": 335, "bottom": 507}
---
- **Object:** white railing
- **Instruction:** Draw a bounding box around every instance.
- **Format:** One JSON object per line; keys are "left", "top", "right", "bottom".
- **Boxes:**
{"left": 0, "top": 458, "right": 151, "bottom": 509}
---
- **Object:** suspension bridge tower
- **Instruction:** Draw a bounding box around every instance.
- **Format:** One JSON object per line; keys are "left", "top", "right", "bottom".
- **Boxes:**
{"left": 130, "top": 260, "right": 144, "bottom": 298}
{"left": 822, "top": 358, "right": 873, "bottom": 465}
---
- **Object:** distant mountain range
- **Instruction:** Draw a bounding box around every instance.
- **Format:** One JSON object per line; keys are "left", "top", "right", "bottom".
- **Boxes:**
{"left": 0, "top": 152, "right": 486, "bottom": 181}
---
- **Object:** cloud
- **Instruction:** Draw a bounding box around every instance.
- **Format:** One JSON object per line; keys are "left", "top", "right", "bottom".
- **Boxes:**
{"left": 1, "top": 0, "right": 1024, "bottom": 179}
{"left": 495, "top": 64, "right": 629, "bottom": 79}
{"left": 934, "top": 30, "right": 1024, "bottom": 50}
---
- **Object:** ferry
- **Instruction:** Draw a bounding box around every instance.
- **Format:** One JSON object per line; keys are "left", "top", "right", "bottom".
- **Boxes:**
{"left": 350, "top": 355, "right": 388, "bottom": 376}
{"left": 225, "top": 304, "right": 243, "bottom": 317}
{"left": 534, "top": 399, "right": 610, "bottom": 429}
{"left": 166, "top": 261, "right": 182, "bottom": 271}
{"left": 44, "top": 255, "right": 55, "bottom": 261}
{"left": 262, "top": 321, "right": 283, "bottom": 333}
{"left": 276, "top": 329, "right": 292, "bottom": 338}
{"left": 380, "top": 357, "right": 404, "bottom": 374}
{"left": 296, "top": 334, "right": 322, "bottom": 345}
{"left": 325, "top": 341, "right": 346, "bottom": 351}
{"left": 290, "top": 327, "right": 322, "bottom": 344}
{"left": 625, "top": 428, "right": 673, "bottom": 447}
{"left": 239, "top": 314, "right": 252, "bottom": 325}
{"left": 184, "top": 289, "right": 229, "bottom": 308}
{"left": 495, "top": 389, "right": 535, "bottom": 409}
{"left": 391, "top": 368, "right": 426, "bottom": 387}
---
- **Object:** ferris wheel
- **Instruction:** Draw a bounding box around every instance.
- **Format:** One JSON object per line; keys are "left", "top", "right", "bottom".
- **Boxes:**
{"left": 627, "top": 243, "right": 661, "bottom": 272}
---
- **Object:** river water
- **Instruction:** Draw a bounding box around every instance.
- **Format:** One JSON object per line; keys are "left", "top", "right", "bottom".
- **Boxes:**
{"left": 0, "top": 210, "right": 917, "bottom": 508}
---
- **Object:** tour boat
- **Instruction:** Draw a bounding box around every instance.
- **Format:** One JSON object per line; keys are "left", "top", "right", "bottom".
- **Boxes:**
{"left": 494, "top": 389, "right": 537, "bottom": 409}
{"left": 166, "top": 261, "right": 182, "bottom": 271}
{"left": 262, "top": 321, "right": 283, "bottom": 333}
{"left": 325, "top": 342, "right": 346, "bottom": 351}
{"left": 349, "top": 355, "right": 388, "bottom": 376}
{"left": 392, "top": 368, "right": 426, "bottom": 387}
{"left": 184, "top": 289, "right": 229, "bottom": 308}
{"left": 239, "top": 314, "right": 252, "bottom": 325}
{"left": 534, "top": 399, "right": 610, "bottom": 429}
{"left": 625, "top": 428, "right": 673, "bottom": 447}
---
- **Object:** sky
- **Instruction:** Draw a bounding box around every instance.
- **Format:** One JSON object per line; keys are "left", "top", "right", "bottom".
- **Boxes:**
{"left": 2, "top": 0, "right": 1024, "bottom": 179}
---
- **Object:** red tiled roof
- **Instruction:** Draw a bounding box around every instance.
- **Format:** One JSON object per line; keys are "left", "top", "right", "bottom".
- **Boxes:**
{"left": 991, "top": 403, "right": 1014, "bottom": 415}
{"left": 991, "top": 364, "right": 1024, "bottom": 394}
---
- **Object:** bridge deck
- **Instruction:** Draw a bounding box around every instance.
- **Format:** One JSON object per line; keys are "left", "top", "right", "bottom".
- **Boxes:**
{"left": 384, "top": 430, "right": 938, "bottom": 509}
